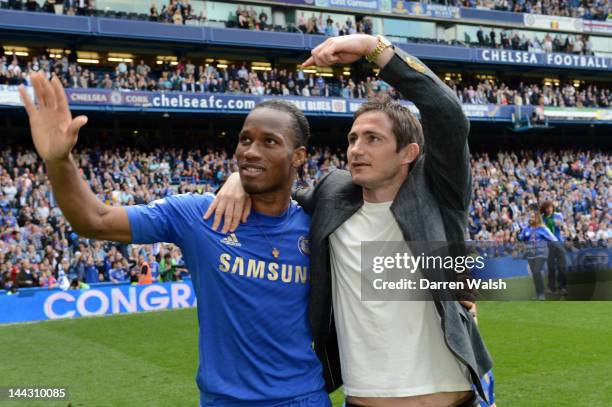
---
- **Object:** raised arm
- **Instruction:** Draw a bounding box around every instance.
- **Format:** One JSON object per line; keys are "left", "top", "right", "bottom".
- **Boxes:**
{"left": 20, "top": 73, "right": 131, "bottom": 243}
{"left": 377, "top": 47, "right": 471, "bottom": 211}
{"left": 305, "top": 35, "right": 470, "bottom": 211}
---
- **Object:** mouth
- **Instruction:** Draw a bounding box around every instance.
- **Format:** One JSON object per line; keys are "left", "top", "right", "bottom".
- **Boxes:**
{"left": 350, "top": 162, "right": 371, "bottom": 170}
{"left": 239, "top": 163, "right": 266, "bottom": 177}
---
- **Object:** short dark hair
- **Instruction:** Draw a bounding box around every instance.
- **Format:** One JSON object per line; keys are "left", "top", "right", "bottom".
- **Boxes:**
{"left": 252, "top": 100, "right": 310, "bottom": 149}
{"left": 354, "top": 94, "right": 424, "bottom": 153}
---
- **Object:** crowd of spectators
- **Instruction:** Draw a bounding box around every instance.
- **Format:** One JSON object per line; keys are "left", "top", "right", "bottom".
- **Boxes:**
{"left": 437, "top": 0, "right": 611, "bottom": 21}
{"left": 469, "top": 150, "right": 610, "bottom": 243}
{"left": 6, "top": 0, "right": 95, "bottom": 16}
{"left": 0, "top": 53, "right": 398, "bottom": 99}
{"left": 294, "top": 11, "right": 373, "bottom": 36}
{"left": 452, "top": 79, "right": 611, "bottom": 108}
{"left": 2, "top": 53, "right": 610, "bottom": 107}
{"left": 473, "top": 27, "right": 595, "bottom": 55}
{"left": 5, "top": 0, "right": 611, "bottom": 21}
{"left": 0, "top": 144, "right": 609, "bottom": 293}
{"left": 148, "top": 0, "right": 201, "bottom": 25}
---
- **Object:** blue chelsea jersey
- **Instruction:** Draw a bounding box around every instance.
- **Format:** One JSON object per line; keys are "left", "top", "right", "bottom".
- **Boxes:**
{"left": 125, "top": 193, "right": 326, "bottom": 406}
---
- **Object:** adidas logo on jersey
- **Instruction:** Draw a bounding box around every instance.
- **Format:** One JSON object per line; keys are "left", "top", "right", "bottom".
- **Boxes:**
{"left": 220, "top": 233, "right": 241, "bottom": 247}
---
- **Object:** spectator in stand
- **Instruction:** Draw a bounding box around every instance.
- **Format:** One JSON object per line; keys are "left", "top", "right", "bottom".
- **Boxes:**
{"left": 518, "top": 204, "right": 558, "bottom": 300}
{"left": 477, "top": 26, "right": 485, "bottom": 45}
{"left": 172, "top": 8, "right": 183, "bottom": 25}
{"left": 25, "top": 0, "right": 38, "bottom": 12}
{"left": 150, "top": 4, "right": 159, "bottom": 22}
{"left": 138, "top": 256, "right": 153, "bottom": 285}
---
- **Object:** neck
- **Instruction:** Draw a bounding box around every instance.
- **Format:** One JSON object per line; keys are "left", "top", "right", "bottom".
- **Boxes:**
{"left": 362, "top": 167, "right": 408, "bottom": 203}
{"left": 251, "top": 188, "right": 292, "bottom": 216}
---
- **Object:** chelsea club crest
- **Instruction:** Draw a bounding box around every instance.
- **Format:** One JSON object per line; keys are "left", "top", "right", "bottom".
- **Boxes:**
{"left": 298, "top": 235, "right": 310, "bottom": 256}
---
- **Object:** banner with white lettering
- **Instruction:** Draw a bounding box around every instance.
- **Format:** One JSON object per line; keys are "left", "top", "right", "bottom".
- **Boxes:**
{"left": 315, "top": 0, "right": 379, "bottom": 11}
{"left": 476, "top": 49, "right": 611, "bottom": 70}
{"left": 0, "top": 85, "right": 34, "bottom": 105}
{"left": 280, "top": 0, "right": 379, "bottom": 10}
{"left": 0, "top": 281, "right": 196, "bottom": 324}
{"left": 5, "top": 88, "right": 612, "bottom": 123}
{"left": 523, "top": 13, "right": 583, "bottom": 33}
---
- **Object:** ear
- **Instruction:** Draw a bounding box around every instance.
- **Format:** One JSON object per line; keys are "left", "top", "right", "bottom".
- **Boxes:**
{"left": 292, "top": 146, "right": 307, "bottom": 168}
{"left": 399, "top": 143, "right": 420, "bottom": 166}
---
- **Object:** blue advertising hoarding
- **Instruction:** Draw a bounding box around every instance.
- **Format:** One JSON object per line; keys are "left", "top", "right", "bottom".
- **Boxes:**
{"left": 475, "top": 48, "right": 610, "bottom": 70}
{"left": 61, "top": 89, "right": 524, "bottom": 121}
{"left": 0, "top": 281, "right": 196, "bottom": 324}
{"left": 5, "top": 86, "right": 612, "bottom": 123}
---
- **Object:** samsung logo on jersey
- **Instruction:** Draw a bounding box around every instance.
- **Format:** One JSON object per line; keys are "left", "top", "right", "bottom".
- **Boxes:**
{"left": 43, "top": 283, "right": 196, "bottom": 320}
{"left": 218, "top": 253, "right": 309, "bottom": 284}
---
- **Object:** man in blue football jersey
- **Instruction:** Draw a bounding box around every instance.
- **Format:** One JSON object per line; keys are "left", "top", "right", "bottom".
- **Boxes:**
{"left": 19, "top": 74, "right": 329, "bottom": 407}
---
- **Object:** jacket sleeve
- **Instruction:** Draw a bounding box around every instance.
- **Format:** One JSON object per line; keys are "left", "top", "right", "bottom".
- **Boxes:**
{"left": 291, "top": 171, "right": 335, "bottom": 215}
{"left": 378, "top": 47, "right": 471, "bottom": 211}
{"left": 292, "top": 187, "right": 316, "bottom": 215}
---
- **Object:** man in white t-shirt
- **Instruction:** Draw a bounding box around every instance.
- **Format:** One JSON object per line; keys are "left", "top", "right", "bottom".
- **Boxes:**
{"left": 210, "top": 34, "right": 492, "bottom": 406}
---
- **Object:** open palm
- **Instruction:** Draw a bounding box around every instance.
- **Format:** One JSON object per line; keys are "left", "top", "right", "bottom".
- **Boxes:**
{"left": 19, "top": 72, "right": 88, "bottom": 162}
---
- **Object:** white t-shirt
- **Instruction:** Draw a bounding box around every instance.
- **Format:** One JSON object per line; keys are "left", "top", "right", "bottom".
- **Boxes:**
{"left": 329, "top": 201, "right": 471, "bottom": 397}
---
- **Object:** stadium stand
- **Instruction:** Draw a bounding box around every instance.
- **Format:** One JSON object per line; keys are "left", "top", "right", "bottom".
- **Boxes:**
{"left": 2, "top": 54, "right": 609, "bottom": 107}
{"left": 441, "top": 0, "right": 611, "bottom": 21}
{"left": 0, "top": 144, "right": 609, "bottom": 291}
{"left": 5, "top": 0, "right": 611, "bottom": 21}
{"left": 0, "top": 0, "right": 610, "bottom": 297}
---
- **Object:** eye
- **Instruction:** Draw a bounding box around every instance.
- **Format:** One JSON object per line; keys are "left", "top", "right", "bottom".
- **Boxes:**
{"left": 348, "top": 135, "right": 357, "bottom": 144}
{"left": 369, "top": 135, "right": 380, "bottom": 143}
{"left": 265, "top": 138, "right": 278, "bottom": 145}
{"left": 239, "top": 136, "right": 251, "bottom": 145}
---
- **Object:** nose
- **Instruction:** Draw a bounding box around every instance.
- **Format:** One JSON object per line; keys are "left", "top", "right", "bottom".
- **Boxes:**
{"left": 243, "top": 141, "right": 263, "bottom": 160}
{"left": 348, "top": 136, "right": 365, "bottom": 159}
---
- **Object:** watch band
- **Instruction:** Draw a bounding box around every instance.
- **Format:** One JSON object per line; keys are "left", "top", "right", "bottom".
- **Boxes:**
{"left": 365, "top": 35, "right": 392, "bottom": 63}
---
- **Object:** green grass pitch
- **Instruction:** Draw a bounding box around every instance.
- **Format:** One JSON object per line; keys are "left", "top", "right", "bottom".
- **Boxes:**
{"left": 1, "top": 302, "right": 611, "bottom": 406}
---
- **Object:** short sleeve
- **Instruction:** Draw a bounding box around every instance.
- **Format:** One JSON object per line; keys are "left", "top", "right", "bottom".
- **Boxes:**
{"left": 125, "top": 193, "right": 213, "bottom": 245}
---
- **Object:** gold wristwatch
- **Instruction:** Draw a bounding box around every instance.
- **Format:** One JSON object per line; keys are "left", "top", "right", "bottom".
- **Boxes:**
{"left": 365, "top": 35, "right": 393, "bottom": 63}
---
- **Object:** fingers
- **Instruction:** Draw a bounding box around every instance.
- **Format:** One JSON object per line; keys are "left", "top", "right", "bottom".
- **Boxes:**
{"left": 66, "top": 116, "right": 88, "bottom": 140}
{"left": 18, "top": 85, "right": 36, "bottom": 117}
{"left": 307, "top": 41, "right": 339, "bottom": 67}
{"left": 30, "top": 73, "right": 48, "bottom": 109}
{"left": 229, "top": 199, "right": 243, "bottom": 233}
{"left": 203, "top": 200, "right": 216, "bottom": 220}
{"left": 241, "top": 197, "right": 252, "bottom": 223}
{"left": 220, "top": 201, "right": 235, "bottom": 235}
{"left": 30, "top": 72, "right": 58, "bottom": 110}
{"left": 51, "top": 75, "right": 70, "bottom": 115}
{"left": 41, "top": 75, "right": 58, "bottom": 110}
{"left": 460, "top": 300, "right": 474, "bottom": 310}
{"left": 211, "top": 198, "right": 227, "bottom": 231}
{"left": 302, "top": 56, "right": 315, "bottom": 67}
